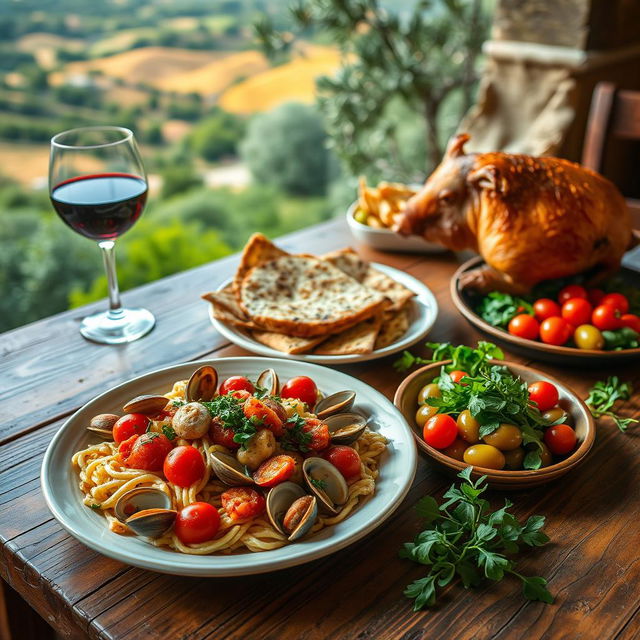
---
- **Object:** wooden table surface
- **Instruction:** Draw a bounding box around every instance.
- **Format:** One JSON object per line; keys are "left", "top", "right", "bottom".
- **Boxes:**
{"left": 2, "top": 217, "right": 640, "bottom": 640}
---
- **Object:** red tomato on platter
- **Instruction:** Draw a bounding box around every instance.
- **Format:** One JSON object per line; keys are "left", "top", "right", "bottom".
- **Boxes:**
{"left": 322, "top": 445, "right": 361, "bottom": 479}
{"left": 175, "top": 502, "right": 220, "bottom": 544}
{"left": 230, "top": 389, "right": 252, "bottom": 401}
{"left": 508, "top": 314, "right": 540, "bottom": 341}
{"left": 422, "top": 414, "right": 458, "bottom": 450}
{"left": 544, "top": 424, "right": 577, "bottom": 456}
{"left": 219, "top": 376, "right": 255, "bottom": 396}
{"left": 533, "top": 298, "right": 561, "bottom": 321}
{"left": 601, "top": 293, "right": 629, "bottom": 314}
{"left": 281, "top": 376, "right": 318, "bottom": 408}
{"left": 592, "top": 304, "right": 623, "bottom": 331}
{"left": 243, "top": 396, "right": 284, "bottom": 436}
{"left": 209, "top": 417, "right": 239, "bottom": 449}
{"left": 561, "top": 298, "right": 592, "bottom": 327}
{"left": 163, "top": 445, "right": 205, "bottom": 488}
{"left": 301, "top": 417, "right": 331, "bottom": 451}
{"left": 539, "top": 317, "right": 572, "bottom": 345}
{"left": 221, "top": 487, "right": 266, "bottom": 522}
{"left": 118, "top": 433, "right": 173, "bottom": 471}
{"left": 112, "top": 413, "right": 149, "bottom": 444}
{"left": 449, "top": 370, "right": 468, "bottom": 384}
{"left": 253, "top": 455, "right": 296, "bottom": 487}
{"left": 528, "top": 381, "right": 559, "bottom": 412}
{"left": 621, "top": 314, "right": 640, "bottom": 334}
{"left": 558, "top": 284, "right": 587, "bottom": 305}
{"left": 587, "top": 288, "right": 605, "bottom": 306}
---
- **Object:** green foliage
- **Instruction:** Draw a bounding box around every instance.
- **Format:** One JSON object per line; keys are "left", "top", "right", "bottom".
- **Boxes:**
{"left": 586, "top": 377, "right": 638, "bottom": 432}
{"left": 240, "top": 102, "right": 334, "bottom": 196}
{"left": 160, "top": 165, "right": 203, "bottom": 199}
{"left": 394, "top": 340, "right": 503, "bottom": 373}
{"left": 189, "top": 109, "right": 245, "bottom": 161}
{"left": 476, "top": 292, "right": 535, "bottom": 328}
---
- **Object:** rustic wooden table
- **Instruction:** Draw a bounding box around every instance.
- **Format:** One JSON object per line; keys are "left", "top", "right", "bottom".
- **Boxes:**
{"left": 1, "top": 218, "right": 639, "bottom": 640}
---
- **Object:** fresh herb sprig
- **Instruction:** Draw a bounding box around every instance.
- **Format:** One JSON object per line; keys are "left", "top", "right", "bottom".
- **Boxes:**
{"left": 394, "top": 341, "right": 504, "bottom": 373}
{"left": 281, "top": 412, "right": 313, "bottom": 452}
{"left": 586, "top": 377, "right": 638, "bottom": 432}
{"left": 476, "top": 292, "right": 534, "bottom": 328}
{"left": 401, "top": 467, "right": 553, "bottom": 609}
{"left": 202, "top": 395, "right": 257, "bottom": 447}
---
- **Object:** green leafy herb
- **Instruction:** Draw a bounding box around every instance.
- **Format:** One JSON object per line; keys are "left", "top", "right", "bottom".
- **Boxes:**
{"left": 394, "top": 341, "right": 504, "bottom": 373}
{"left": 281, "top": 413, "right": 313, "bottom": 452}
{"left": 202, "top": 395, "right": 257, "bottom": 447}
{"left": 171, "top": 399, "right": 186, "bottom": 408}
{"left": 586, "top": 377, "right": 638, "bottom": 432}
{"left": 162, "top": 425, "right": 177, "bottom": 441}
{"left": 602, "top": 328, "right": 640, "bottom": 350}
{"left": 253, "top": 384, "right": 268, "bottom": 399}
{"left": 400, "top": 467, "right": 553, "bottom": 609}
{"left": 89, "top": 503, "right": 101, "bottom": 510}
{"left": 476, "top": 292, "right": 534, "bottom": 328}
{"left": 310, "top": 477, "right": 328, "bottom": 491}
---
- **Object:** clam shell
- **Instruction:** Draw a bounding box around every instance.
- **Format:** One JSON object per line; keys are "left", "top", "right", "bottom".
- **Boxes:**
{"left": 266, "top": 481, "right": 317, "bottom": 541}
{"left": 303, "top": 457, "right": 348, "bottom": 515}
{"left": 125, "top": 508, "right": 177, "bottom": 538}
{"left": 324, "top": 412, "right": 367, "bottom": 444}
{"left": 210, "top": 451, "right": 254, "bottom": 486}
{"left": 113, "top": 487, "right": 175, "bottom": 538}
{"left": 186, "top": 365, "right": 218, "bottom": 403}
{"left": 257, "top": 368, "right": 279, "bottom": 396}
{"left": 87, "top": 413, "right": 120, "bottom": 438}
{"left": 314, "top": 391, "right": 356, "bottom": 419}
{"left": 123, "top": 394, "right": 169, "bottom": 415}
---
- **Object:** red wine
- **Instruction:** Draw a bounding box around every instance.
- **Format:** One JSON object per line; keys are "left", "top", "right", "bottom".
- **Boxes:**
{"left": 51, "top": 173, "right": 148, "bottom": 240}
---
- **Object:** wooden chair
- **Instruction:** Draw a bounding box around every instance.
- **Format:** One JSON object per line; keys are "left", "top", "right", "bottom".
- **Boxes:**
{"left": 582, "top": 82, "right": 640, "bottom": 230}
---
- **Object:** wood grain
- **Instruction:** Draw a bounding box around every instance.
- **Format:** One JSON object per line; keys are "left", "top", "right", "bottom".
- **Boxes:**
{"left": 1, "top": 221, "right": 640, "bottom": 640}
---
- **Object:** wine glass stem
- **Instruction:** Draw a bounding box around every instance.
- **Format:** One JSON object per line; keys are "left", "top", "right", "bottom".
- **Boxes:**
{"left": 98, "top": 240, "right": 123, "bottom": 318}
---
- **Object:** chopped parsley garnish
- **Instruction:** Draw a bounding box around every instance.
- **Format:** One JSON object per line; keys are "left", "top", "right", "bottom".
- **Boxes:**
{"left": 310, "top": 477, "right": 328, "bottom": 491}
{"left": 202, "top": 395, "right": 257, "bottom": 447}
{"left": 162, "top": 425, "right": 177, "bottom": 441}
{"left": 171, "top": 399, "right": 185, "bottom": 408}
{"left": 281, "top": 413, "right": 312, "bottom": 452}
{"left": 89, "top": 503, "right": 101, "bottom": 510}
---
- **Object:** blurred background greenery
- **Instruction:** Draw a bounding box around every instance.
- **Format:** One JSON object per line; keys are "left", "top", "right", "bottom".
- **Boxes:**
{"left": 0, "top": 0, "right": 491, "bottom": 332}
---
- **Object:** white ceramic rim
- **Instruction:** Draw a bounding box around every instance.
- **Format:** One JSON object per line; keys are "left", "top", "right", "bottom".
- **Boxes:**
{"left": 209, "top": 263, "right": 439, "bottom": 363}
{"left": 41, "top": 357, "right": 417, "bottom": 576}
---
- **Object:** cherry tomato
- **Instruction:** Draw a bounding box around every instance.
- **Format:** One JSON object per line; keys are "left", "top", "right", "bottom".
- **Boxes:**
{"left": 561, "top": 298, "right": 592, "bottom": 326}
{"left": 219, "top": 376, "right": 255, "bottom": 395}
{"left": 281, "top": 376, "right": 318, "bottom": 408}
{"left": 422, "top": 414, "right": 458, "bottom": 449}
{"left": 544, "top": 424, "right": 577, "bottom": 456}
{"left": 209, "top": 417, "right": 239, "bottom": 449}
{"left": 503, "top": 447, "right": 525, "bottom": 470}
{"left": 539, "top": 317, "right": 572, "bottom": 345}
{"left": 112, "top": 413, "right": 149, "bottom": 444}
{"left": 415, "top": 404, "right": 437, "bottom": 428}
{"left": 508, "top": 314, "right": 539, "bottom": 340}
{"left": 301, "top": 418, "right": 331, "bottom": 451}
{"left": 221, "top": 487, "right": 266, "bottom": 522}
{"left": 483, "top": 423, "right": 522, "bottom": 451}
{"left": 417, "top": 383, "right": 441, "bottom": 404}
{"left": 533, "top": 298, "right": 561, "bottom": 321}
{"left": 528, "top": 381, "right": 559, "bottom": 412}
{"left": 463, "top": 444, "right": 505, "bottom": 470}
{"left": 592, "top": 304, "right": 623, "bottom": 331}
{"left": 163, "top": 445, "right": 205, "bottom": 488}
{"left": 621, "top": 314, "right": 640, "bottom": 333}
{"left": 231, "top": 389, "right": 252, "bottom": 401}
{"left": 118, "top": 433, "right": 173, "bottom": 471}
{"left": 587, "top": 288, "right": 605, "bottom": 306}
{"left": 601, "top": 293, "right": 629, "bottom": 314}
{"left": 449, "top": 370, "right": 468, "bottom": 384}
{"left": 253, "top": 455, "right": 296, "bottom": 487}
{"left": 456, "top": 410, "right": 480, "bottom": 444}
{"left": 558, "top": 284, "right": 587, "bottom": 305}
{"left": 442, "top": 438, "right": 467, "bottom": 462}
{"left": 243, "top": 396, "right": 284, "bottom": 436}
{"left": 539, "top": 442, "right": 553, "bottom": 467}
{"left": 573, "top": 324, "right": 605, "bottom": 350}
{"left": 175, "top": 502, "right": 220, "bottom": 544}
{"left": 322, "top": 445, "right": 361, "bottom": 479}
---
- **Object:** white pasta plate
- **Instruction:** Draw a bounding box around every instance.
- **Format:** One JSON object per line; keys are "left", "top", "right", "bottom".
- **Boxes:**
{"left": 209, "top": 263, "right": 438, "bottom": 364}
{"left": 41, "top": 357, "right": 417, "bottom": 576}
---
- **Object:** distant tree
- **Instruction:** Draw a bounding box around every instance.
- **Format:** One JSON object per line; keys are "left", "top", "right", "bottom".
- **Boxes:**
{"left": 160, "top": 164, "right": 203, "bottom": 199}
{"left": 240, "top": 102, "right": 333, "bottom": 196}
{"left": 189, "top": 109, "right": 245, "bottom": 161}
{"left": 144, "top": 122, "right": 164, "bottom": 145}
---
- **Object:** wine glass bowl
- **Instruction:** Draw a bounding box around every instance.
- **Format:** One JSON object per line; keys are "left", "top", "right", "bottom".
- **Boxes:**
{"left": 49, "top": 126, "right": 155, "bottom": 344}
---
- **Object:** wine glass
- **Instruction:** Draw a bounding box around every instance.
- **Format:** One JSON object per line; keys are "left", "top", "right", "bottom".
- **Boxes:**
{"left": 49, "top": 126, "right": 155, "bottom": 344}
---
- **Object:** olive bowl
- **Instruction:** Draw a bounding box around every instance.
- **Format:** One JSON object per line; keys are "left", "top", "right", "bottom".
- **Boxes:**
{"left": 393, "top": 359, "right": 596, "bottom": 489}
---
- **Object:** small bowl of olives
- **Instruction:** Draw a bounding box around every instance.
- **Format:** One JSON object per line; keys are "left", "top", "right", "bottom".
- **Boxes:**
{"left": 394, "top": 359, "right": 595, "bottom": 489}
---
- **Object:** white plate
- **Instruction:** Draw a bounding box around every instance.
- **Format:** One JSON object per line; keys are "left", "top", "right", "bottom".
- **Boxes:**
{"left": 209, "top": 263, "right": 439, "bottom": 364}
{"left": 41, "top": 357, "right": 417, "bottom": 577}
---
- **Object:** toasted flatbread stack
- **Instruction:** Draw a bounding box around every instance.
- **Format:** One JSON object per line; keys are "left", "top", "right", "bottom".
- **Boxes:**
{"left": 202, "top": 234, "right": 415, "bottom": 355}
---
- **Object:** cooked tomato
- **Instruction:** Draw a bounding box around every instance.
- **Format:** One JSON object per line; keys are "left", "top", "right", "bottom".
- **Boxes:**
{"left": 118, "top": 433, "right": 173, "bottom": 471}
{"left": 539, "top": 317, "right": 572, "bottom": 345}
{"left": 209, "top": 417, "right": 239, "bottom": 449}
{"left": 230, "top": 389, "right": 252, "bottom": 401}
{"left": 621, "top": 314, "right": 640, "bottom": 333}
{"left": 587, "top": 288, "right": 605, "bottom": 306}
{"left": 601, "top": 293, "right": 629, "bottom": 314}
{"left": 508, "top": 314, "right": 539, "bottom": 340}
{"left": 112, "top": 413, "right": 149, "bottom": 444}
{"left": 221, "top": 487, "right": 266, "bottom": 522}
{"left": 422, "top": 414, "right": 458, "bottom": 449}
{"left": 302, "top": 418, "right": 331, "bottom": 451}
{"left": 558, "top": 284, "right": 587, "bottom": 305}
{"left": 253, "top": 455, "right": 296, "bottom": 487}
{"left": 281, "top": 376, "right": 318, "bottom": 408}
{"left": 574, "top": 324, "right": 605, "bottom": 350}
{"left": 163, "top": 445, "right": 205, "bottom": 488}
{"left": 243, "top": 396, "right": 284, "bottom": 436}
{"left": 449, "top": 370, "right": 468, "bottom": 384}
{"left": 321, "top": 445, "right": 361, "bottom": 479}
{"left": 533, "top": 298, "right": 561, "bottom": 321}
{"left": 561, "top": 298, "right": 592, "bottom": 326}
{"left": 544, "top": 424, "right": 577, "bottom": 455}
{"left": 175, "top": 502, "right": 220, "bottom": 544}
{"left": 592, "top": 304, "right": 623, "bottom": 331}
{"left": 528, "top": 381, "right": 559, "bottom": 412}
{"left": 219, "top": 376, "right": 255, "bottom": 395}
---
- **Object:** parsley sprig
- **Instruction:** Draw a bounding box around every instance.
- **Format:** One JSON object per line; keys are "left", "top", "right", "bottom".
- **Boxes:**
{"left": 401, "top": 467, "right": 553, "bottom": 609}
{"left": 394, "top": 341, "right": 504, "bottom": 373}
{"left": 476, "top": 292, "right": 535, "bottom": 328}
{"left": 281, "top": 413, "right": 313, "bottom": 452}
{"left": 202, "top": 395, "right": 258, "bottom": 447}
{"left": 586, "top": 377, "right": 638, "bottom": 432}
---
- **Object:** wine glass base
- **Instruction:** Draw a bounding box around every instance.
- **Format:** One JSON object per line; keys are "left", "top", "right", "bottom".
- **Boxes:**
{"left": 80, "top": 308, "right": 155, "bottom": 345}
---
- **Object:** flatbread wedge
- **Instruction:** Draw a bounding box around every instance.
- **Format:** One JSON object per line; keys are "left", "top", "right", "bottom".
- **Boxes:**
{"left": 202, "top": 285, "right": 250, "bottom": 320}
{"left": 233, "top": 233, "right": 289, "bottom": 296}
{"left": 251, "top": 330, "right": 325, "bottom": 354}
{"left": 321, "top": 248, "right": 369, "bottom": 282}
{"left": 362, "top": 267, "right": 415, "bottom": 311}
{"left": 314, "top": 314, "right": 383, "bottom": 355}
{"left": 374, "top": 306, "right": 411, "bottom": 349}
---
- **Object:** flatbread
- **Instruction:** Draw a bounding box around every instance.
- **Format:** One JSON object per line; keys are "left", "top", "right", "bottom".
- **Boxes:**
{"left": 251, "top": 330, "right": 325, "bottom": 354}
{"left": 374, "top": 306, "right": 411, "bottom": 349}
{"left": 202, "top": 286, "right": 249, "bottom": 320}
{"left": 321, "top": 248, "right": 369, "bottom": 282}
{"left": 210, "top": 305, "right": 260, "bottom": 331}
{"left": 314, "top": 314, "right": 383, "bottom": 355}
{"left": 239, "top": 255, "right": 389, "bottom": 338}
{"left": 362, "top": 267, "right": 415, "bottom": 311}
{"left": 233, "top": 233, "right": 288, "bottom": 296}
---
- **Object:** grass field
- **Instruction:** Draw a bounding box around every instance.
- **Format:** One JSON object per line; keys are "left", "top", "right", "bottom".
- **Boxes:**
{"left": 0, "top": 142, "right": 51, "bottom": 185}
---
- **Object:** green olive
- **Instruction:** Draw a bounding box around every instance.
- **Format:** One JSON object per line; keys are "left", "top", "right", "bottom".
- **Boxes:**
{"left": 443, "top": 438, "right": 467, "bottom": 462}
{"left": 503, "top": 447, "right": 525, "bottom": 470}
{"left": 354, "top": 209, "right": 369, "bottom": 225}
{"left": 463, "top": 444, "right": 505, "bottom": 470}
{"left": 415, "top": 404, "right": 437, "bottom": 428}
{"left": 574, "top": 324, "right": 605, "bottom": 350}
{"left": 482, "top": 423, "right": 523, "bottom": 451}
{"left": 542, "top": 407, "right": 566, "bottom": 424}
{"left": 417, "top": 383, "right": 441, "bottom": 405}
{"left": 456, "top": 410, "right": 480, "bottom": 443}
